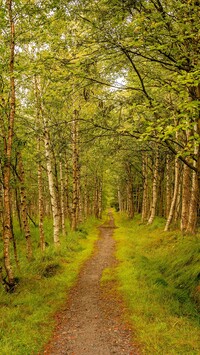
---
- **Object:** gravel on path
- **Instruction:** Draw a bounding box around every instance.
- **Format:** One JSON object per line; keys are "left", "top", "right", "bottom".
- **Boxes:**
{"left": 40, "top": 212, "right": 141, "bottom": 355}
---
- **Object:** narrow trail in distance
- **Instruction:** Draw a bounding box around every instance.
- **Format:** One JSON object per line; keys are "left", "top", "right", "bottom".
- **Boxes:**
{"left": 40, "top": 212, "right": 140, "bottom": 355}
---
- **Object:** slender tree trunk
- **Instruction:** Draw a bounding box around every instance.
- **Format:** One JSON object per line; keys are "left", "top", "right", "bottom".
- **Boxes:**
{"left": 94, "top": 175, "right": 99, "bottom": 218}
{"left": 174, "top": 180, "right": 182, "bottom": 223}
{"left": 35, "top": 77, "right": 60, "bottom": 245}
{"left": 127, "top": 180, "right": 134, "bottom": 219}
{"left": 141, "top": 154, "right": 148, "bottom": 222}
{"left": 34, "top": 76, "right": 45, "bottom": 251}
{"left": 181, "top": 163, "right": 191, "bottom": 232}
{"left": 186, "top": 86, "right": 200, "bottom": 233}
{"left": 14, "top": 185, "right": 22, "bottom": 231}
{"left": 44, "top": 122, "right": 60, "bottom": 245}
{"left": 17, "top": 152, "right": 33, "bottom": 260}
{"left": 165, "top": 154, "right": 171, "bottom": 218}
{"left": 83, "top": 175, "right": 88, "bottom": 218}
{"left": 10, "top": 209, "right": 20, "bottom": 269}
{"left": 147, "top": 148, "right": 159, "bottom": 225}
{"left": 65, "top": 158, "right": 71, "bottom": 220}
{"left": 118, "top": 186, "right": 123, "bottom": 212}
{"left": 38, "top": 146, "right": 45, "bottom": 252}
{"left": 77, "top": 162, "right": 82, "bottom": 224}
{"left": 186, "top": 168, "right": 199, "bottom": 234}
{"left": 59, "top": 160, "right": 66, "bottom": 235}
{"left": 71, "top": 110, "right": 79, "bottom": 231}
{"left": 98, "top": 178, "right": 103, "bottom": 219}
{"left": 2, "top": 0, "right": 16, "bottom": 288}
{"left": 164, "top": 157, "right": 180, "bottom": 231}
{"left": 186, "top": 134, "right": 199, "bottom": 234}
{"left": 125, "top": 162, "right": 134, "bottom": 219}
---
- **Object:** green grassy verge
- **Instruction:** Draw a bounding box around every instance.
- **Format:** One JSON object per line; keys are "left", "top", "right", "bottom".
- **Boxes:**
{"left": 0, "top": 217, "right": 100, "bottom": 355}
{"left": 113, "top": 212, "right": 200, "bottom": 355}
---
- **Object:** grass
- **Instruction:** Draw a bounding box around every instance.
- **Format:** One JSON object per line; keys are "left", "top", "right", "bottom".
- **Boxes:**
{"left": 113, "top": 212, "right": 200, "bottom": 355}
{"left": 0, "top": 216, "right": 101, "bottom": 355}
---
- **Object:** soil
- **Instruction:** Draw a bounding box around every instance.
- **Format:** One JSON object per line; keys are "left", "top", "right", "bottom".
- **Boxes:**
{"left": 40, "top": 212, "right": 141, "bottom": 355}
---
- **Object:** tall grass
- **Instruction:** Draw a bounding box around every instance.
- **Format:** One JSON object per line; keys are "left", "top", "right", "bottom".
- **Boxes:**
{"left": 113, "top": 212, "right": 200, "bottom": 354}
{"left": 0, "top": 216, "right": 101, "bottom": 355}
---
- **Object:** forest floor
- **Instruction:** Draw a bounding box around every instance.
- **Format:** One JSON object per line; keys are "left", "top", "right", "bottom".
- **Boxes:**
{"left": 39, "top": 212, "right": 140, "bottom": 355}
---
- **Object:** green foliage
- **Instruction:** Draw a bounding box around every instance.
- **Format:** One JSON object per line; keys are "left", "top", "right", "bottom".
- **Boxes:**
{"left": 113, "top": 212, "right": 200, "bottom": 354}
{"left": 0, "top": 217, "right": 100, "bottom": 355}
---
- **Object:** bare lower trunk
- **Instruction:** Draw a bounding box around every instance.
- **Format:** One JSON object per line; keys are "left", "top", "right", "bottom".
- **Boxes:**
{"left": 186, "top": 159, "right": 199, "bottom": 234}
{"left": 18, "top": 152, "right": 33, "bottom": 260}
{"left": 180, "top": 164, "right": 191, "bottom": 232}
{"left": 3, "top": 172, "right": 15, "bottom": 286}
{"left": 71, "top": 110, "right": 79, "bottom": 231}
{"left": 38, "top": 151, "right": 45, "bottom": 252}
{"left": 44, "top": 120, "right": 60, "bottom": 245}
{"left": 98, "top": 179, "right": 103, "bottom": 219}
{"left": 147, "top": 148, "right": 159, "bottom": 225}
{"left": 77, "top": 163, "right": 82, "bottom": 224}
{"left": 10, "top": 210, "right": 20, "bottom": 269}
{"left": 174, "top": 181, "right": 181, "bottom": 223}
{"left": 186, "top": 87, "right": 200, "bottom": 233}
{"left": 127, "top": 181, "right": 134, "bottom": 219}
{"left": 60, "top": 160, "right": 66, "bottom": 235}
{"left": 65, "top": 159, "right": 71, "bottom": 220}
{"left": 94, "top": 175, "right": 99, "bottom": 219}
{"left": 164, "top": 157, "right": 180, "bottom": 231}
{"left": 141, "top": 154, "right": 148, "bottom": 222}
{"left": 118, "top": 186, "right": 122, "bottom": 212}
{"left": 165, "top": 154, "right": 171, "bottom": 218}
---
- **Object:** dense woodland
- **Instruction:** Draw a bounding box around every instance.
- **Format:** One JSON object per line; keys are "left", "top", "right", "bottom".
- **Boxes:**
{"left": 0, "top": 0, "right": 200, "bottom": 291}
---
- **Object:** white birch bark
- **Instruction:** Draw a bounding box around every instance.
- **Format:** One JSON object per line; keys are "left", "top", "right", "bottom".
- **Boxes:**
{"left": 44, "top": 118, "right": 60, "bottom": 245}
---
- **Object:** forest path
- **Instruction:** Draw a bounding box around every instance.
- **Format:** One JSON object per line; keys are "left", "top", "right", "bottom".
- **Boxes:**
{"left": 40, "top": 212, "right": 140, "bottom": 355}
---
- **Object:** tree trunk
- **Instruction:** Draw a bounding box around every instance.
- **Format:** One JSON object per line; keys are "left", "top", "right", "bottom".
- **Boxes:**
{"left": 98, "top": 178, "right": 103, "bottom": 219}
{"left": 94, "top": 175, "right": 99, "bottom": 219}
{"left": 127, "top": 180, "right": 134, "bottom": 219}
{"left": 186, "top": 142, "right": 199, "bottom": 233}
{"left": 118, "top": 186, "right": 123, "bottom": 212}
{"left": 17, "top": 152, "right": 33, "bottom": 260}
{"left": 44, "top": 118, "right": 60, "bottom": 245}
{"left": 165, "top": 154, "right": 171, "bottom": 218}
{"left": 10, "top": 209, "right": 20, "bottom": 269}
{"left": 38, "top": 145, "right": 45, "bottom": 252}
{"left": 71, "top": 110, "right": 79, "bottom": 231}
{"left": 141, "top": 154, "right": 148, "bottom": 222}
{"left": 35, "top": 76, "right": 60, "bottom": 245}
{"left": 147, "top": 148, "right": 159, "bottom": 225}
{"left": 35, "top": 76, "right": 45, "bottom": 251}
{"left": 180, "top": 163, "right": 191, "bottom": 232}
{"left": 174, "top": 180, "right": 181, "bottom": 223}
{"left": 65, "top": 158, "right": 71, "bottom": 220}
{"left": 77, "top": 161, "right": 82, "bottom": 224}
{"left": 60, "top": 160, "right": 66, "bottom": 235}
{"left": 125, "top": 162, "right": 134, "bottom": 219}
{"left": 2, "top": 0, "right": 16, "bottom": 288}
{"left": 186, "top": 86, "right": 200, "bottom": 233}
{"left": 164, "top": 157, "right": 180, "bottom": 231}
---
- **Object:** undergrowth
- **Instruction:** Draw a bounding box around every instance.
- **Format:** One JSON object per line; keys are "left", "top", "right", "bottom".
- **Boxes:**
{"left": 0, "top": 216, "right": 100, "bottom": 355}
{"left": 113, "top": 212, "right": 200, "bottom": 355}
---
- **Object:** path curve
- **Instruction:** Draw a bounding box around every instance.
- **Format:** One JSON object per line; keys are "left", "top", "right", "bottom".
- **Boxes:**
{"left": 41, "top": 212, "right": 140, "bottom": 355}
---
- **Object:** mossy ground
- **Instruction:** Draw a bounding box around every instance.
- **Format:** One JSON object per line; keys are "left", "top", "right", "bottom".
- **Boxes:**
{"left": 113, "top": 212, "right": 200, "bottom": 354}
{"left": 0, "top": 217, "right": 101, "bottom": 355}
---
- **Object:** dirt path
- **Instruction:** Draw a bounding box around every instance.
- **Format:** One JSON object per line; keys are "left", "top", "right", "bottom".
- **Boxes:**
{"left": 41, "top": 213, "right": 140, "bottom": 355}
